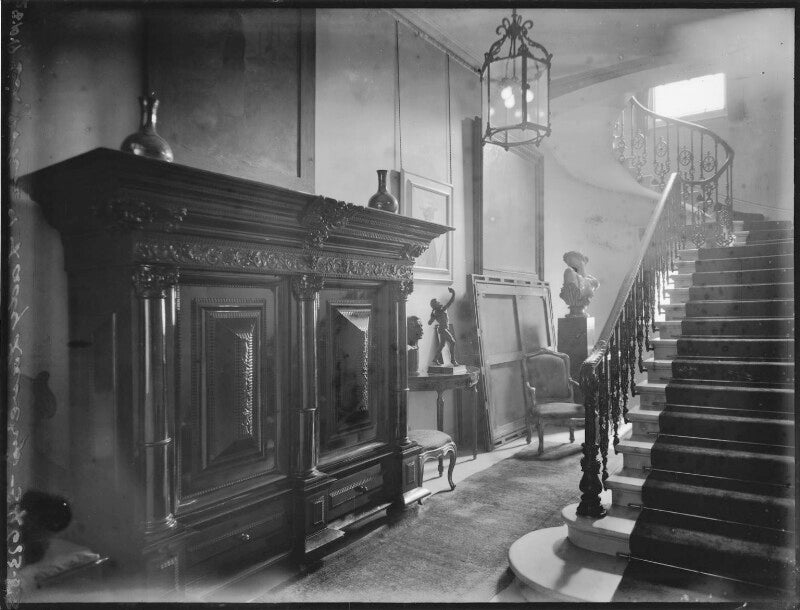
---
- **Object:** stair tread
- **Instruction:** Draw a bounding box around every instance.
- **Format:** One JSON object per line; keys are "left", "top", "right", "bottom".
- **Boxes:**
{"left": 606, "top": 471, "right": 646, "bottom": 491}
{"left": 656, "top": 440, "right": 794, "bottom": 461}
{"left": 563, "top": 503, "right": 638, "bottom": 538}
{"left": 626, "top": 409, "right": 660, "bottom": 422}
{"left": 617, "top": 438, "right": 654, "bottom": 453}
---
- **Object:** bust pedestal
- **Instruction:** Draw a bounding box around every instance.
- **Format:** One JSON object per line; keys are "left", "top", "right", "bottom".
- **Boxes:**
{"left": 557, "top": 316, "right": 595, "bottom": 380}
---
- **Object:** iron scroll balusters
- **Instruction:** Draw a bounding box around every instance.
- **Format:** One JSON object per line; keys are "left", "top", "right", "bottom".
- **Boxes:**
{"left": 577, "top": 174, "right": 685, "bottom": 517}
{"left": 613, "top": 96, "right": 735, "bottom": 248}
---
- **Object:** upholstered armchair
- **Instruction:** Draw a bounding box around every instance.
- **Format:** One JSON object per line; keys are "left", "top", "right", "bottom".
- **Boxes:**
{"left": 522, "top": 348, "right": 585, "bottom": 455}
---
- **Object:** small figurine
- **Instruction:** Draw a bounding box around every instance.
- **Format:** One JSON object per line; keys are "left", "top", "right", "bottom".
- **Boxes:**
{"left": 559, "top": 250, "right": 600, "bottom": 317}
{"left": 428, "top": 287, "right": 459, "bottom": 366}
{"left": 407, "top": 316, "right": 424, "bottom": 376}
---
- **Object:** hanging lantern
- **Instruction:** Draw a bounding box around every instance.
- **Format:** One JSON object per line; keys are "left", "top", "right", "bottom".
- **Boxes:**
{"left": 481, "top": 9, "right": 552, "bottom": 149}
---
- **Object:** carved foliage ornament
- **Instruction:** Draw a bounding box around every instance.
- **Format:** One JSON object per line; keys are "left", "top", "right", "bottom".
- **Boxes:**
{"left": 299, "top": 196, "right": 360, "bottom": 252}
{"left": 388, "top": 279, "right": 414, "bottom": 301}
{"left": 132, "top": 264, "right": 180, "bottom": 298}
{"left": 402, "top": 243, "right": 429, "bottom": 261}
{"left": 94, "top": 198, "right": 188, "bottom": 232}
{"left": 291, "top": 274, "right": 325, "bottom": 300}
{"left": 134, "top": 240, "right": 414, "bottom": 281}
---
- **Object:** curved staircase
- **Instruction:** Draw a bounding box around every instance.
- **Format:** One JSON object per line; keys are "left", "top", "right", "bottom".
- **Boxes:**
{"left": 514, "top": 218, "right": 795, "bottom": 601}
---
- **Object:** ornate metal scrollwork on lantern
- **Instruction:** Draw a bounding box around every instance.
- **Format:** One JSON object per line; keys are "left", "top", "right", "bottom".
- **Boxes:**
{"left": 481, "top": 9, "right": 552, "bottom": 149}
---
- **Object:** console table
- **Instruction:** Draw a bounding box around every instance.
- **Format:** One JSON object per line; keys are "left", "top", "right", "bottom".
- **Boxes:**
{"left": 408, "top": 366, "right": 481, "bottom": 459}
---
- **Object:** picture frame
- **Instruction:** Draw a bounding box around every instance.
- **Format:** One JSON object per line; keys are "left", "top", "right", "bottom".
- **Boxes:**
{"left": 400, "top": 171, "right": 454, "bottom": 283}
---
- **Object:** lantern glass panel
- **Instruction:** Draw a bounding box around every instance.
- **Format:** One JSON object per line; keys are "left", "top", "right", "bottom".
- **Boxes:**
{"left": 488, "top": 55, "right": 525, "bottom": 130}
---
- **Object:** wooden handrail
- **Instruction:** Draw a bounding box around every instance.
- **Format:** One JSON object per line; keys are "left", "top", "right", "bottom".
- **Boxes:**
{"left": 576, "top": 172, "right": 683, "bottom": 518}
{"left": 583, "top": 172, "right": 678, "bottom": 365}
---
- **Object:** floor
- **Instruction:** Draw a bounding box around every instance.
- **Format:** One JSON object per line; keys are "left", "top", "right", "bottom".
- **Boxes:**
{"left": 22, "top": 428, "right": 582, "bottom": 604}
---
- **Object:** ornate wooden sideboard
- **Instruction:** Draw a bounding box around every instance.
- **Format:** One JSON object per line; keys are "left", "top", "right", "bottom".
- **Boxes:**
{"left": 21, "top": 148, "right": 450, "bottom": 590}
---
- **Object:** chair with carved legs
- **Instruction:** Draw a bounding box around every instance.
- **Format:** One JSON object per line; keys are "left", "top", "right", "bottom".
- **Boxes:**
{"left": 522, "top": 348, "right": 585, "bottom": 455}
{"left": 408, "top": 429, "right": 456, "bottom": 491}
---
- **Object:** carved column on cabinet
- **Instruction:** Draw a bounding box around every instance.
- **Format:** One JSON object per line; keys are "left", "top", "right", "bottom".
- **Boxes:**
{"left": 387, "top": 279, "right": 429, "bottom": 509}
{"left": 132, "top": 264, "right": 179, "bottom": 535}
{"left": 389, "top": 279, "right": 414, "bottom": 446}
{"left": 291, "top": 273, "right": 325, "bottom": 479}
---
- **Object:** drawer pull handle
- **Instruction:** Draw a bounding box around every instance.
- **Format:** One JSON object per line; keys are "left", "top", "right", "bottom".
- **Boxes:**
{"left": 239, "top": 533, "right": 251, "bottom": 543}
{"left": 355, "top": 485, "right": 368, "bottom": 494}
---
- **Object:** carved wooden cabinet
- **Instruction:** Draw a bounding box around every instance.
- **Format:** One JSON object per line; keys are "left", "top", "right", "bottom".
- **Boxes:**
{"left": 21, "top": 148, "right": 449, "bottom": 590}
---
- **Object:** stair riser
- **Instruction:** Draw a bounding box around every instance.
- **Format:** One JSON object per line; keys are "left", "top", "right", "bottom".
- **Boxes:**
{"left": 698, "top": 240, "right": 793, "bottom": 260}
{"left": 676, "top": 339, "right": 794, "bottom": 360}
{"left": 743, "top": 220, "right": 793, "bottom": 232}
{"left": 672, "top": 361, "right": 794, "bottom": 385}
{"left": 681, "top": 318, "right": 794, "bottom": 337}
{"left": 671, "top": 274, "right": 693, "bottom": 289}
{"left": 746, "top": 229, "right": 794, "bottom": 242}
{"left": 656, "top": 323, "right": 682, "bottom": 340}
{"left": 654, "top": 344, "right": 677, "bottom": 359}
{"left": 637, "top": 391, "right": 666, "bottom": 412}
{"left": 696, "top": 253, "right": 794, "bottom": 272}
{"left": 676, "top": 261, "right": 695, "bottom": 273}
{"left": 665, "top": 386, "right": 794, "bottom": 412}
{"left": 665, "top": 289, "right": 689, "bottom": 304}
{"left": 629, "top": 529, "right": 793, "bottom": 589}
{"left": 632, "top": 419, "right": 659, "bottom": 438}
{"left": 678, "top": 249, "right": 698, "bottom": 262}
{"left": 663, "top": 305, "right": 686, "bottom": 321}
{"left": 652, "top": 449, "right": 794, "bottom": 487}
{"left": 659, "top": 415, "right": 794, "bottom": 446}
{"left": 566, "top": 525, "right": 630, "bottom": 557}
{"left": 646, "top": 491, "right": 795, "bottom": 532}
{"left": 611, "top": 487, "right": 642, "bottom": 510}
{"left": 685, "top": 299, "right": 794, "bottom": 318}
{"left": 621, "top": 452, "right": 651, "bottom": 472}
{"left": 689, "top": 284, "right": 793, "bottom": 301}
{"left": 692, "top": 268, "right": 794, "bottom": 286}
{"left": 646, "top": 365, "right": 673, "bottom": 383}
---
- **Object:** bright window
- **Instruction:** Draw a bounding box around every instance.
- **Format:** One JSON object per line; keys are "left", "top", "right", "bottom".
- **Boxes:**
{"left": 651, "top": 73, "right": 726, "bottom": 119}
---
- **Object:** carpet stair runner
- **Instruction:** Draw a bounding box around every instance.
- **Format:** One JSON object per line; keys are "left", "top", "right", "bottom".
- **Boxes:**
{"left": 624, "top": 219, "right": 796, "bottom": 593}
{"left": 561, "top": 218, "right": 795, "bottom": 599}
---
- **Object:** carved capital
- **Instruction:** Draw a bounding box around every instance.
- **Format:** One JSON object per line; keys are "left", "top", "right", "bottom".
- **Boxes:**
{"left": 94, "top": 198, "right": 187, "bottom": 232}
{"left": 132, "top": 264, "right": 180, "bottom": 299}
{"left": 300, "top": 196, "right": 360, "bottom": 253}
{"left": 402, "top": 242, "right": 429, "bottom": 261}
{"left": 388, "top": 279, "right": 414, "bottom": 302}
{"left": 291, "top": 274, "right": 325, "bottom": 301}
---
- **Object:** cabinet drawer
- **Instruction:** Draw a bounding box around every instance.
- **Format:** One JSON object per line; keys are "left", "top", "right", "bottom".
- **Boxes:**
{"left": 185, "top": 498, "right": 288, "bottom": 570}
{"left": 326, "top": 464, "right": 384, "bottom": 521}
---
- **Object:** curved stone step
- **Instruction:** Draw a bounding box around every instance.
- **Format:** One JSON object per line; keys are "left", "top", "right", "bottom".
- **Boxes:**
{"left": 605, "top": 468, "right": 647, "bottom": 508}
{"left": 507, "top": 525, "right": 628, "bottom": 603}
{"left": 562, "top": 502, "right": 639, "bottom": 557}
{"left": 652, "top": 338, "right": 678, "bottom": 360}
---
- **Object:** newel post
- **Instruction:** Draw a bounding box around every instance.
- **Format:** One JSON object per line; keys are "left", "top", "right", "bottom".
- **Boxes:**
{"left": 133, "top": 263, "right": 180, "bottom": 534}
{"left": 576, "top": 360, "right": 606, "bottom": 518}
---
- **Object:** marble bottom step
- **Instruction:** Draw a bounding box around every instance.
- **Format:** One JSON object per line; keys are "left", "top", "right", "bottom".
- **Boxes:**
{"left": 562, "top": 500, "right": 639, "bottom": 556}
{"left": 507, "top": 525, "right": 629, "bottom": 603}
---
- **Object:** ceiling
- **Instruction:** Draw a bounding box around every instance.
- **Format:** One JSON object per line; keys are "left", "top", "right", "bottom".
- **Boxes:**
{"left": 393, "top": 9, "right": 742, "bottom": 81}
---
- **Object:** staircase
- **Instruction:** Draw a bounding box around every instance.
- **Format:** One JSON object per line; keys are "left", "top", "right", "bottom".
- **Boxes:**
{"left": 563, "top": 218, "right": 795, "bottom": 596}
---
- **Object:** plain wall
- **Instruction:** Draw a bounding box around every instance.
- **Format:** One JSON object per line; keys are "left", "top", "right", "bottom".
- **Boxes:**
{"left": 10, "top": 7, "right": 143, "bottom": 496}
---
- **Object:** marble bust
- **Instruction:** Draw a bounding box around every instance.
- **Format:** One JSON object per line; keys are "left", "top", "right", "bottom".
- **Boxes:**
{"left": 559, "top": 250, "right": 600, "bottom": 317}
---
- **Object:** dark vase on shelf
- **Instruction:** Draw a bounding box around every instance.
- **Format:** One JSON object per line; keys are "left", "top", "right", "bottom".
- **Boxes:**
{"left": 121, "top": 92, "right": 174, "bottom": 162}
{"left": 367, "top": 169, "right": 399, "bottom": 213}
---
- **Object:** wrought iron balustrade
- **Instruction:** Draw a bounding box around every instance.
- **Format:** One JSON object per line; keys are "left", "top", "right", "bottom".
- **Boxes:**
{"left": 576, "top": 173, "right": 685, "bottom": 517}
{"left": 612, "top": 96, "right": 735, "bottom": 248}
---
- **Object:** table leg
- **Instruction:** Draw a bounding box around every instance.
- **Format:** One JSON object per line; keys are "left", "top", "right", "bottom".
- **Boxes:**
{"left": 472, "top": 386, "right": 478, "bottom": 460}
{"left": 436, "top": 389, "right": 444, "bottom": 432}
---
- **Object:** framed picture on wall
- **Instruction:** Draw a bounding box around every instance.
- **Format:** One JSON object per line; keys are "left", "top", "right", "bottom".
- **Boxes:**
{"left": 401, "top": 171, "right": 454, "bottom": 283}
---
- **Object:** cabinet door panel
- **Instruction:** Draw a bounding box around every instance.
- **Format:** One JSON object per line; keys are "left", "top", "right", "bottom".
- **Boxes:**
{"left": 178, "top": 284, "right": 282, "bottom": 503}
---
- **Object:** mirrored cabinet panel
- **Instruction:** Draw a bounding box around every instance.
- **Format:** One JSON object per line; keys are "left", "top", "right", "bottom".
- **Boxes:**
{"left": 317, "top": 285, "right": 386, "bottom": 461}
